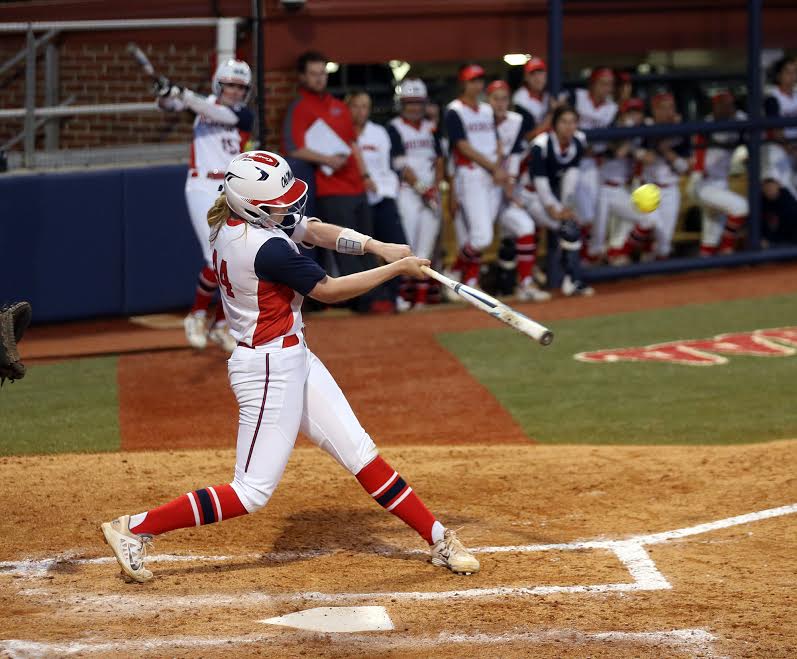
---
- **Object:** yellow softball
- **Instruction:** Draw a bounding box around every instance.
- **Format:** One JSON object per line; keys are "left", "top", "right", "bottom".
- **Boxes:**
{"left": 631, "top": 183, "right": 661, "bottom": 213}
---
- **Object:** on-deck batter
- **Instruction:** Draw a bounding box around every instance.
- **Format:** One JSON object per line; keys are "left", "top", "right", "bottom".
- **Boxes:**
{"left": 156, "top": 59, "right": 254, "bottom": 352}
{"left": 101, "top": 151, "right": 480, "bottom": 583}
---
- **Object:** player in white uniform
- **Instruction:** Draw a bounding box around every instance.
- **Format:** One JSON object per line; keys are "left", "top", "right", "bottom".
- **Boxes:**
{"left": 688, "top": 91, "right": 749, "bottom": 256}
{"left": 487, "top": 80, "right": 551, "bottom": 302}
{"left": 101, "top": 151, "right": 480, "bottom": 583}
{"left": 512, "top": 57, "right": 551, "bottom": 137}
{"left": 595, "top": 98, "right": 652, "bottom": 265}
{"left": 637, "top": 92, "right": 691, "bottom": 259}
{"left": 570, "top": 68, "right": 618, "bottom": 257}
{"left": 444, "top": 63, "right": 510, "bottom": 288}
{"left": 387, "top": 79, "right": 445, "bottom": 308}
{"left": 762, "top": 57, "right": 797, "bottom": 244}
{"left": 156, "top": 60, "right": 254, "bottom": 352}
{"left": 348, "top": 90, "right": 409, "bottom": 312}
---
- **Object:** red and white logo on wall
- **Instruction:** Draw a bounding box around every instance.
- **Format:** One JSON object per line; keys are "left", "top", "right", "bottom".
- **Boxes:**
{"left": 575, "top": 327, "right": 797, "bottom": 366}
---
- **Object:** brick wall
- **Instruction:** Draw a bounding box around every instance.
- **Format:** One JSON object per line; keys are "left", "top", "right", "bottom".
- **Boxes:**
{"left": 263, "top": 69, "right": 297, "bottom": 152}
{"left": 0, "top": 34, "right": 267, "bottom": 153}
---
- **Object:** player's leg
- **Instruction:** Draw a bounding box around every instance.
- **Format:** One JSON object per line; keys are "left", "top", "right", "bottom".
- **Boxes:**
{"left": 101, "top": 345, "right": 307, "bottom": 582}
{"left": 609, "top": 187, "right": 656, "bottom": 263}
{"left": 183, "top": 178, "right": 220, "bottom": 349}
{"left": 652, "top": 188, "right": 680, "bottom": 259}
{"left": 299, "top": 351, "right": 479, "bottom": 574}
{"left": 456, "top": 168, "right": 495, "bottom": 288}
{"left": 698, "top": 182, "right": 749, "bottom": 254}
{"left": 412, "top": 201, "right": 441, "bottom": 307}
{"left": 371, "top": 197, "right": 408, "bottom": 311}
{"left": 588, "top": 183, "right": 611, "bottom": 262}
{"left": 500, "top": 204, "right": 550, "bottom": 302}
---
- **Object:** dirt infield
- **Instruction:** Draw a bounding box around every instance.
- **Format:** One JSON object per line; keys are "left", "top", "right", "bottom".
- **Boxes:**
{"left": 1, "top": 441, "right": 795, "bottom": 657}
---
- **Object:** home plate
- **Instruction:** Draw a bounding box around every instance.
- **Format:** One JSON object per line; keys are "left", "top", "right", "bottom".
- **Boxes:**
{"left": 260, "top": 606, "right": 394, "bottom": 633}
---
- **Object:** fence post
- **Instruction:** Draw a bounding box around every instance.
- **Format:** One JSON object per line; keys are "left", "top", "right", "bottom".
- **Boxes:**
{"left": 23, "top": 26, "right": 37, "bottom": 169}
{"left": 44, "top": 41, "right": 59, "bottom": 151}
{"left": 746, "top": 0, "right": 763, "bottom": 250}
{"left": 546, "top": 0, "right": 565, "bottom": 288}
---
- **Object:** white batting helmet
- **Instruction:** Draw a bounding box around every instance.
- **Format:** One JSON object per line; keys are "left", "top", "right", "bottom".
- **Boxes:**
{"left": 212, "top": 59, "right": 252, "bottom": 99}
{"left": 399, "top": 78, "right": 428, "bottom": 102}
{"left": 224, "top": 151, "right": 308, "bottom": 230}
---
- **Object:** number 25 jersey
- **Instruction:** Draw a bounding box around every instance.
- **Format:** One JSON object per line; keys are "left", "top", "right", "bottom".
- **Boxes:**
{"left": 191, "top": 95, "right": 254, "bottom": 172}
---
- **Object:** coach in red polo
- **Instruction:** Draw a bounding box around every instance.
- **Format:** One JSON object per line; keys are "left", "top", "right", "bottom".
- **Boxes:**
{"left": 284, "top": 51, "right": 390, "bottom": 312}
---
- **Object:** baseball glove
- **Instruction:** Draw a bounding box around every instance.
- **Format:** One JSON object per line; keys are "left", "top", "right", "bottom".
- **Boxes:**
{"left": 0, "top": 301, "right": 32, "bottom": 386}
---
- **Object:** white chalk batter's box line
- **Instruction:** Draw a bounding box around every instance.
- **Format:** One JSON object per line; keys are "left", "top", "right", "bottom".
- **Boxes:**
{"left": 2, "top": 502, "right": 795, "bottom": 605}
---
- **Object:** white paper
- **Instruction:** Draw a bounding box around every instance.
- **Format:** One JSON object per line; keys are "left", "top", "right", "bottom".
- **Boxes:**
{"left": 305, "top": 118, "right": 352, "bottom": 176}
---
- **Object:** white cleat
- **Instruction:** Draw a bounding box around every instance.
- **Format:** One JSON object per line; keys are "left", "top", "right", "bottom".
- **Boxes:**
{"left": 101, "top": 515, "right": 153, "bottom": 583}
{"left": 184, "top": 312, "right": 208, "bottom": 350}
{"left": 208, "top": 324, "right": 237, "bottom": 353}
{"left": 516, "top": 281, "right": 552, "bottom": 303}
{"left": 430, "top": 529, "right": 480, "bottom": 575}
{"left": 561, "top": 275, "right": 595, "bottom": 297}
{"left": 395, "top": 296, "right": 412, "bottom": 313}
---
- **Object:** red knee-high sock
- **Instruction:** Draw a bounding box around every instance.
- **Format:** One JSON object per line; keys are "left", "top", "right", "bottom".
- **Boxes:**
{"left": 129, "top": 484, "right": 248, "bottom": 536}
{"left": 214, "top": 301, "right": 226, "bottom": 326}
{"left": 624, "top": 224, "right": 653, "bottom": 253}
{"left": 700, "top": 243, "right": 718, "bottom": 257}
{"left": 515, "top": 234, "right": 537, "bottom": 283}
{"left": 191, "top": 266, "right": 219, "bottom": 315}
{"left": 461, "top": 244, "right": 481, "bottom": 286}
{"left": 719, "top": 215, "right": 746, "bottom": 253}
{"left": 356, "top": 456, "right": 438, "bottom": 544}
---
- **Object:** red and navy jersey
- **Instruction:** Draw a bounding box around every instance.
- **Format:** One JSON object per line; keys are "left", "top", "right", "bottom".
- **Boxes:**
{"left": 190, "top": 95, "right": 253, "bottom": 172}
{"left": 529, "top": 130, "right": 586, "bottom": 197}
{"left": 764, "top": 85, "right": 797, "bottom": 142}
{"left": 444, "top": 99, "right": 498, "bottom": 166}
{"left": 211, "top": 217, "right": 326, "bottom": 347}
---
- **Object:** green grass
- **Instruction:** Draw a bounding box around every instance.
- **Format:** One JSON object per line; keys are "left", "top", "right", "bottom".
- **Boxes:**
{"left": 438, "top": 294, "right": 797, "bottom": 445}
{"left": 0, "top": 356, "right": 120, "bottom": 455}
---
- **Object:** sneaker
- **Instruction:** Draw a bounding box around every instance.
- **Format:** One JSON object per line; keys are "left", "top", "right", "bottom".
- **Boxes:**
{"left": 101, "top": 515, "right": 153, "bottom": 583}
{"left": 431, "top": 529, "right": 480, "bottom": 575}
{"left": 516, "top": 281, "right": 552, "bottom": 303}
{"left": 184, "top": 312, "right": 208, "bottom": 349}
{"left": 561, "top": 275, "right": 595, "bottom": 297}
{"left": 395, "top": 296, "right": 412, "bottom": 313}
{"left": 208, "top": 323, "right": 237, "bottom": 353}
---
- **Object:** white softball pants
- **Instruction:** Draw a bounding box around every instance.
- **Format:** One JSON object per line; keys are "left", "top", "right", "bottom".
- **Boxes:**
{"left": 598, "top": 184, "right": 653, "bottom": 251}
{"left": 575, "top": 157, "right": 601, "bottom": 224}
{"left": 397, "top": 185, "right": 441, "bottom": 260}
{"left": 227, "top": 335, "right": 378, "bottom": 513}
{"left": 649, "top": 186, "right": 681, "bottom": 258}
{"left": 454, "top": 166, "right": 502, "bottom": 250}
{"left": 185, "top": 175, "right": 221, "bottom": 267}
{"left": 695, "top": 179, "right": 748, "bottom": 248}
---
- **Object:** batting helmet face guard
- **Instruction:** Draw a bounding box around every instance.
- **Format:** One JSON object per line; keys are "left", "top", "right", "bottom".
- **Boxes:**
{"left": 213, "top": 59, "right": 253, "bottom": 101}
{"left": 224, "top": 151, "right": 308, "bottom": 230}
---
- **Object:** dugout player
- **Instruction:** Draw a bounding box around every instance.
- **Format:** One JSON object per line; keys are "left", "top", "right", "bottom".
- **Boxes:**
{"left": 523, "top": 105, "right": 594, "bottom": 296}
{"left": 762, "top": 56, "right": 797, "bottom": 244}
{"left": 689, "top": 91, "right": 749, "bottom": 256}
{"left": 570, "top": 68, "right": 619, "bottom": 254}
{"left": 387, "top": 79, "right": 445, "bottom": 308}
{"left": 512, "top": 57, "right": 553, "bottom": 139}
{"left": 156, "top": 59, "right": 253, "bottom": 353}
{"left": 638, "top": 92, "right": 691, "bottom": 259}
{"left": 488, "top": 80, "right": 551, "bottom": 302}
{"left": 444, "top": 63, "right": 510, "bottom": 289}
{"left": 101, "top": 151, "right": 480, "bottom": 582}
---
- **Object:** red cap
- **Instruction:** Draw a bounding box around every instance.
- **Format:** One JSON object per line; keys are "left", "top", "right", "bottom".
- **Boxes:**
{"left": 620, "top": 97, "right": 644, "bottom": 114}
{"left": 524, "top": 57, "right": 546, "bottom": 74}
{"left": 589, "top": 67, "right": 615, "bottom": 84}
{"left": 651, "top": 91, "right": 674, "bottom": 107}
{"left": 459, "top": 64, "right": 485, "bottom": 82}
{"left": 711, "top": 89, "right": 734, "bottom": 105}
{"left": 617, "top": 71, "right": 631, "bottom": 83}
{"left": 486, "top": 80, "right": 511, "bottom": 95}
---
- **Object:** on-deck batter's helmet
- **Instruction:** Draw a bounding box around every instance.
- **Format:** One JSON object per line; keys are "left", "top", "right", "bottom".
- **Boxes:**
{"left": 224, "top": 150, "right": 308, "bottom": 230}
{"left": 213, "top": 59, "right": 252, "bottom": 100}
{"left": 399, "top": 78, "right": 428, "bottom": 102}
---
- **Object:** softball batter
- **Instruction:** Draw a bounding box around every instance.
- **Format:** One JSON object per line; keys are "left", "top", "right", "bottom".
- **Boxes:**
{"left": 156, "top": 59, "right": 254, "bottom": 352}
{"left": 102, "top": 151, "right": 480, "bottom": 582}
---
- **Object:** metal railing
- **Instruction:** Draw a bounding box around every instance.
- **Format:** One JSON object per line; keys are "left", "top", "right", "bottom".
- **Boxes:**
{"left": 0, "top": 17, "right": 242, "bottom": 170}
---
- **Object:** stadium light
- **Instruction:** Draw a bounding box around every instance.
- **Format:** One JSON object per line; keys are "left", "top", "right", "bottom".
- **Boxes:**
{"left": 325, "top": 61, "right": 340, "bottom": 74}
{"left": 503, "top": 53, "right": 531, "bottom": 66}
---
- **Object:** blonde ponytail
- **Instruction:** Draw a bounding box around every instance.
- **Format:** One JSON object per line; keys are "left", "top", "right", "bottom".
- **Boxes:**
{"left": 207, "top": 193, "right": 230, "bottom": 240}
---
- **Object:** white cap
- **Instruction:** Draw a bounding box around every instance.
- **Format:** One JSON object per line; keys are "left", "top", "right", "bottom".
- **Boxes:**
{"left": 399, "top": 78, "right": 428, "bottom": 102}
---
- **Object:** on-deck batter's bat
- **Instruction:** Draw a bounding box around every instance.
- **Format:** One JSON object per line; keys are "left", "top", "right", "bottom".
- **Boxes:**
{"left": 127, "top": 42, "right": 159, "bottom": 82}
{"left": 421, "top": 266, "right": 554, "bottom": 346}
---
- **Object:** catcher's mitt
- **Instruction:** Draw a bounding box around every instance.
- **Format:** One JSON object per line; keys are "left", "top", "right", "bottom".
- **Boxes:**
{"left": 0, "top": 301, "right": 32, "bottom": 386}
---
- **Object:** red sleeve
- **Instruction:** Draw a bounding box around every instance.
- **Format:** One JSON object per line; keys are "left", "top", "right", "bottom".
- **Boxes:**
{"left": 337, "top": 101, "right": 357, "bottom": 143}
{"left": 693, "top": 134, "right": 707, "bottom": 173}
{"left": 283, "top": 98, "right": 308, "bottom": 152}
